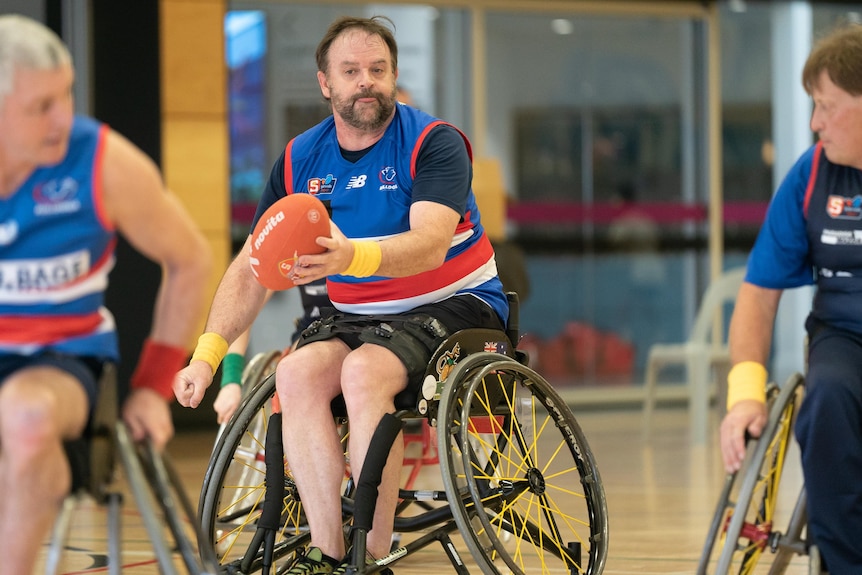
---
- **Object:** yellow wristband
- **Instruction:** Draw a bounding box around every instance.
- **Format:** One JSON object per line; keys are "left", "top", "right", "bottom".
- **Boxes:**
{"left": 343, "top": 240, "right": 382, "bottom": 277}
{"left": 726, "top": 360, "right": 768, "bottom": 410}
{"left": 191, "top": 332, "right": 229, "bottom": 374}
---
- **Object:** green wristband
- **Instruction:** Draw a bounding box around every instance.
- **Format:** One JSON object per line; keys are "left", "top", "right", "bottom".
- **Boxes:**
{"left": 220, "top": 352, "right": 245, "bottom": 388}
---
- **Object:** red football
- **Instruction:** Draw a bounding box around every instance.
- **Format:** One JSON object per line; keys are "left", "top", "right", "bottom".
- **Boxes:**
{"left": 248, "top": 194, "right": 330, "bottom": 290}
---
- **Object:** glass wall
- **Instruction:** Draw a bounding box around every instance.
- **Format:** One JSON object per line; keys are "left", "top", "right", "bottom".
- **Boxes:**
{"left": 226, "top": 1, "right": 862, "bottom": 397}
{"left": 482, "top": 10, "right": 711, "bottom": 389}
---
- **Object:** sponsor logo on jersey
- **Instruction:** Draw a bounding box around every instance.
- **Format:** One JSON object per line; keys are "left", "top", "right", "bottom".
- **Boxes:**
{"left": 821, "top": 228, "right": 862, "bottom": 246}
{"left": 308, "top": 175, "right": 336, "bottom": 196}
{"left": 819, "top": 267, "right": 855, "bottom": 278}
{"left": 827, "top": 194, "right": 862, "bottom": 219}
{"left": 0, "top": 250, "right": 90, "bottom": 292}
{"left": 346, "top": 175, "right": 367, "bottom": 190}
{"left": 33, "top": 177, "right": 81, "bottom": 216}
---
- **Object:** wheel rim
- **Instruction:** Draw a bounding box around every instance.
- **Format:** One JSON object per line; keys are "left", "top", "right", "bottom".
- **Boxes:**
{"left": 200, "top": 366, "right": 311, "bottom": 573}
{"left": 440, "top": 354, "right": 608, "bottom": 575}
{"left": 715, "top": 375, "right": 804, "bottom": 575}
{"left": 201, "top": 371, "right": 354, "bottom": 573}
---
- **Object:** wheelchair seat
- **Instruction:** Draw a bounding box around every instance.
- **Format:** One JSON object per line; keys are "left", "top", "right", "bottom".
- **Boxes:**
{"left": 63, "top": 363, "right": 118, "bottom": 498}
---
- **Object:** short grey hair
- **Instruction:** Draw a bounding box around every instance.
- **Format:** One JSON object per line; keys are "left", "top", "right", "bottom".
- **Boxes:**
{"left": 0, "top": 14, "right": 72, "bottom": 102}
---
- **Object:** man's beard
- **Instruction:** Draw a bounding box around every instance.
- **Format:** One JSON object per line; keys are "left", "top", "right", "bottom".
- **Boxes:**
{"left": 332, "top": 88, "right": 397, "bottom": 131}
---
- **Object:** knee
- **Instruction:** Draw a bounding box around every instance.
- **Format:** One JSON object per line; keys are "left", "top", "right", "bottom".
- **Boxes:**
{"left": 0, "top": 380, "right": 70, "bottom": 495}
{"left": 0, "top": 379, "right": 61, "bottom": 457}
{"left": 275, "top": 352, "right": 335, "bottom": 411}
{"left": 341, "top": 352, "right": 375, "bottom": 393}
{"left": 340, "top": 349, "right": 405, "bottom": 401}
{"left": 275, "top": 355, "right": 304, "bottom": 406}
{"left": 802, "top": 367, "right": 858, "bottom": 416}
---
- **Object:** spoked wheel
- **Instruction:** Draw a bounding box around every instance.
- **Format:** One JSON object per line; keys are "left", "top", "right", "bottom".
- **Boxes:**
{"left": 212, "top": 350, "right": 283, "bottom": 450}
{"left": 438, "top": 352, "right": 608, "bottom": 575}
{"left": 199, "top": 362, "right": 352, "bottom": 574}
{"left": 198, "top": 371, "right": 302, "bottom": 573}
{"left": 698, "top": 373, "right": 807, "bottom": 575}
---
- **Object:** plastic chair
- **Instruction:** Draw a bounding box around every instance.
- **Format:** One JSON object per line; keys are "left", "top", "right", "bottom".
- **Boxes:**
{"left": 642, "top": 266, "right": 746, "bottom": 443}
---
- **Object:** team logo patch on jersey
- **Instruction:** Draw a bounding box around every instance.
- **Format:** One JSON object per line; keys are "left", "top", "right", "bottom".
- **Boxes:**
{"left": 827, "top": 194, "right": 862, "bottom": 219}
{"left": 33, "top": 177, "right": 81, "bottom": 216}
{"left": 379, "top": 167, "right": 396, "bottom": 183}
{"left": 379, "top": 166, "right": 398, "bottom": 191}
{"left": 307, "top": 175, "right": 336, "bottom": 196}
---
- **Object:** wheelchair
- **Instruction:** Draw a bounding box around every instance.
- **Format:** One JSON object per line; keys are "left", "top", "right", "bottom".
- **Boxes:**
{"left": 46, "top": 363, "right": 219, "bottom": 575}
{"left": 697, "top": 372, "right": 820, "bottom": 575}
{"left": 199, "top": 294, "right": 609, "bottom": 575}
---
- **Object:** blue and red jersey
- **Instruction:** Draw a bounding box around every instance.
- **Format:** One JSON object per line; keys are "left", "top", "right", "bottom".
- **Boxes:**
{"left": 0, "top": 116, "right": 119, "bottom": 359}
{"left": 747, "top": 141, "right": 862, "bottom": 333}
{"left": 252, "top": 104, "right": 508, "bottom": 324}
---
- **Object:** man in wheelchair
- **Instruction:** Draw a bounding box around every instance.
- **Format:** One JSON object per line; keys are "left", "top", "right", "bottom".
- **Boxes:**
{"left": 175, "top": 14, "right": 509, "bottom": 575}
{"left": 719, "top": 23, "right": 862, "bottom": 575}
{"left": 0, "top": 15, "right": 212, "bottom": 575}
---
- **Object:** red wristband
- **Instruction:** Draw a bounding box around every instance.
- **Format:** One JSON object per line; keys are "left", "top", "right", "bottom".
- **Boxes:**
{"left": 130, "top": 338, "right": 189, "bottom": 401}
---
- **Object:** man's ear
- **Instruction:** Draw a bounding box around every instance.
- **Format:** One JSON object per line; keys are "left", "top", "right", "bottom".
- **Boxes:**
{"left": 317, "top": 70, "right": 330, "bottom": 99}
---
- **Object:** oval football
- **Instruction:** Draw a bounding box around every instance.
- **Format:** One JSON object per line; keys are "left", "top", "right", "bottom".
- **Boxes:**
{"left": 248, "top": 194, "right": 330, "bottom": 290}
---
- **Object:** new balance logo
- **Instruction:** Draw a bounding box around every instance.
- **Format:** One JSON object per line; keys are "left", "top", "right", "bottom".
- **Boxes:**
{"left": 346, "top": 175, "right": 367, "bottom": 189}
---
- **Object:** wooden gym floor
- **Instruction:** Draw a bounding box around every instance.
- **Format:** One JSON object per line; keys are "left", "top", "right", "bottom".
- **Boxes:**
{"left": 36, "top": 405, "right": 809, "bottom": 575}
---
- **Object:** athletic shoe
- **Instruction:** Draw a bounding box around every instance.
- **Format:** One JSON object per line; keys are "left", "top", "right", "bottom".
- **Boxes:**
{"left": 285, "top": 547, "right": 339, "bottom": 575}
{"left": 332, "top": 555, "right": 394, "bottom": 575}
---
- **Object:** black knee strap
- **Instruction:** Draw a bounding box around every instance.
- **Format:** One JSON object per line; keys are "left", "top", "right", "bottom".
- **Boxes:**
{"left": 296, "top": 313, "right": 449, "bottom": 385}
{"left": 296, "top": 313, "right": 345, "bottom": 347}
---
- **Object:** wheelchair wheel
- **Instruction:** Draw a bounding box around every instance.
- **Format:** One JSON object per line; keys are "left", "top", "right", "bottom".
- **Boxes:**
{"left": 698, "top": 373, "right": 806, "bottom": 575}
{"left": 437, "top": 352, "right": 608, "bottom": 575}
{"left": 199, "top": 358, "right": 352, "bottom": 574}
{"left": 203, "top": 350, "right": 280, "bottom": 530}
{"left": 241, "top": 350, "right": 283, "bottom": 396}
{"left": 199, "top": 369, "right": 300, "bottom": 572}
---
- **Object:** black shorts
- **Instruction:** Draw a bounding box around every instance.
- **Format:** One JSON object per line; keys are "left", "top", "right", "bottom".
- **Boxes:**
{"left": 0, "top": 352, "right": 102, "bottom": 411}
{"left": 296, "top": 294, "right": 505, "bottom": 386}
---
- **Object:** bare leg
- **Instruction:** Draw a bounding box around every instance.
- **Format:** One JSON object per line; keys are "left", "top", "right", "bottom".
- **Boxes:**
{"left": 0, "top": 367, "right": 88, "bottom": 574}
{"left": 278, "top": 340, "right": 351, "bottom": 561}
{"left": 340, "top": 344, "right": 407, "bottom": 559}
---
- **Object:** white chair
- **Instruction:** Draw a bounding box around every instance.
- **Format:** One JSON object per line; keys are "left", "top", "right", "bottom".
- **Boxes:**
{"left": 642, "top": 266, "right": 746, "bottom": 443}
